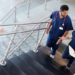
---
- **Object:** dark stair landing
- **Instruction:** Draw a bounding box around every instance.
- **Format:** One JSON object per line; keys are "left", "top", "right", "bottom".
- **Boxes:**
{"left": 0, "top": 46, "right": 74, "bottom": 75}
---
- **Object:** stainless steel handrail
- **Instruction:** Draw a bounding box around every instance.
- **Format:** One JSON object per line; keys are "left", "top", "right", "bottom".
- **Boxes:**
{"left": 0, "top": 22, "right": 48, "bottom": 66}
{"left": 0, "top": 27, "right": 47, "bottom": 36}
{"left": 0, "top": 22, "right": 49, "bottom": 26}
{"left": 0, "top": 0, "right": 26, "bottom": 22}
{"left": 0, "top": 0, "right": 49, "bottom": 22}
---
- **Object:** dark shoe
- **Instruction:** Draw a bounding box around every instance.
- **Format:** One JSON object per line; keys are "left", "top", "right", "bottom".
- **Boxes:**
{"left": 60, "top": 66, "right": 66, "bottom": 71}
{"left": 65, "top": 68, "right": 71, "bottom": 75}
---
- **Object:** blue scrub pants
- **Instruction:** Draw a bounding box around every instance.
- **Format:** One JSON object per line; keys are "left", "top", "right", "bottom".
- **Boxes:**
{"left": 46, "top": 33, "right": 59, "bottom": 55}
{"left": 62, "top": 46, "right": 75, "bottom": 68}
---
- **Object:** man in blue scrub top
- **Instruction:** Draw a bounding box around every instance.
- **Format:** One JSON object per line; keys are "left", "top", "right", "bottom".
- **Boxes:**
{"left": 60, "top": 31, "right": 75, "bottom": 71}
{"left": 46, "top": 5, "right": 73, "bottom": 58}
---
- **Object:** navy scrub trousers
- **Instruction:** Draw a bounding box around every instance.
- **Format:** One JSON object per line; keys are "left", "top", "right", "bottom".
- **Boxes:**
{"left": 46, "top": 33, "right": 59, "bottom": 55}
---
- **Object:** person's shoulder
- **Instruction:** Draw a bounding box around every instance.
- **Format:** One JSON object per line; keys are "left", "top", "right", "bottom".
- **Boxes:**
{"left": 72, "top": 31, "right": 75, "bottom": 36}
{"left": 73, "top": 31, "right": 75, "bottom": 33}
{"left": 50, "top": 11, "right": 58, "bottom": 18}
{"left": 52, "top": 10, "right": 58, "bottom": 15}
{"left": 66, "top": 15, "right": 71, "bottom": 20}
{"left": 53, "top": 10, "right": 58, "bottom": 13}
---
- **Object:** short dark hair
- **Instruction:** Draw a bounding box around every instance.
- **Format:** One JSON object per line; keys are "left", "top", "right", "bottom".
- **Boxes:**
{"left": 60, "top": 5, "right": 69, "bottom": 11}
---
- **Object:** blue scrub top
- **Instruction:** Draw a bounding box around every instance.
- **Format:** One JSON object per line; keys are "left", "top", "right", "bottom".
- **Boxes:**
{"left": 69, "top": 31, "right": 75, "bottom": 50}
{"left": 49, "top": 11, "right": 73, "bottom": 41}
{"left": 72, "top": 31, "right": 75, "bottom": 40}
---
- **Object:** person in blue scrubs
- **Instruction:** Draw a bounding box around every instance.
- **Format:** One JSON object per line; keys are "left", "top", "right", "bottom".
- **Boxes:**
{"left": 46, "top": 5, "right": 73, "bottom": 58}
{"left": 60, "top": 31, "right": 75, "bottom": 70}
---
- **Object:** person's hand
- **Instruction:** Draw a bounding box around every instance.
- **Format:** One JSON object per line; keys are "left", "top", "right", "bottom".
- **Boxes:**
{"left": 56, "top": 36, "right": 71, "bottom": 45}
{"left": 59, "top": 36, "right": 71, "bottom": 40}
{"left": 0, "top": 29, "right": 3, "bottom": 33}
{"left": 46, "top": 27, "right": 50, "bottom": 34}
{"left": 56, "top": 39, "right": 62, "bottom": 45}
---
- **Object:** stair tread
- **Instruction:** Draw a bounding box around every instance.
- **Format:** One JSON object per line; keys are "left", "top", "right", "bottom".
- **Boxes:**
{"left": 2, "top": 60, "right": 26, "bottom": 75}
{"left": 27, "top": 50, "right": 72, "bottom": 75}
{"left": 0, "top": 66, "right": 9, "bottom": 75}
{"left": 0, "top": 46, "right": 73, "bottom": 75}
{"left": 19, "top": 52, "right": 54, "bottom": 75}
{"left": 10, "top": 55, "right": 39, "bottom": 75}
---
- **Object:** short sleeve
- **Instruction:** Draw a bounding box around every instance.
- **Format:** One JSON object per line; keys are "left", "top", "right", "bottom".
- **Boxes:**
{"left": 65, "top": 16, "right": 73, "bottom": 31}
{"left": 50, "top": 13, "right": 53, "bottom": 19}
{"left": 49, "top": 11, "right": 58, "bottom": 19}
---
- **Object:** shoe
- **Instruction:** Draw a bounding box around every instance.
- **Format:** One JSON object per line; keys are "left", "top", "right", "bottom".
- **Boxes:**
{"left": 50, "top": 54, "right": 54, "bottom": 59}
{"left": 60, "top": 66, "right": 70, "bottom": 74}
{"left": 60, "top": 66, "right": 66, "bottom": 70}
{"left": 65, "top": 68, "right": 71, "bottom": 74}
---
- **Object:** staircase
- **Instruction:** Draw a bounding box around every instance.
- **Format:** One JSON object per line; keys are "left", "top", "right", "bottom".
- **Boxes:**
{"left": 0, "top": 46, "right": 73, "bottom": 75}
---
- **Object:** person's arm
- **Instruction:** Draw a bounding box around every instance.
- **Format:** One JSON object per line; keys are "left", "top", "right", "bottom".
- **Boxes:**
{"left": 60, "top": 36, "right": 71, "bottom": 40}
{"left": 56, "top": 30, "right": 69, "bottom": 44}
{"left": 56, "top": 16, "right": 73, "bottom": 45}
{"left": 46, "top": 19, "right": 52, "bottom": 34}
{"left": 0, "top": 28, "right": 3, "bottom": 33}
{"left": 62, "top": 30, "right": 69, "bottom": 37}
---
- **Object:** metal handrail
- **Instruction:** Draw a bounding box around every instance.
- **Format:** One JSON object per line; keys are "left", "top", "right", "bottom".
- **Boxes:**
{"left": 0, "top": 22, "right": 49, "bottom": 26}
{"left": 0, "top": 0, "right": 51, "bottom": 23}
{"left": 0, "top": 18, "right": 75, "bottom": 26}
{"left": 34, "top": 23, "right": 48, "bottom": 52}
{"left": 45, "top": 0, "right": 47, "bottom": 10}
{"left": 0, "top": 24, "right": 46, "bottom": 65}
{"left": 9, "top": 26, "right": 39, "bottom": 53}
{"left": 0, "top": 27, "right": 47, "bottom": 36}
{"left": 1, "top": 0, "right": 75, "bottom": 23}
{"left": 0, "top": 0, "right": 50, "bottom": 66}
{"left": 0, "top": 0, "right": 26, "bottom": 22}
{"left": 0, "top": 0, "right": 48, "bottom": 22}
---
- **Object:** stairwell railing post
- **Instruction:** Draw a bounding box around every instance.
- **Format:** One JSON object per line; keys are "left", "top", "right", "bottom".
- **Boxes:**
{"left": 27, "top": 0, "right": 30, "bottom": 18}
{"left": 34, "top": 23, "right": 48, "bottom": 53}
{"left": 14, "top": 7, "right": 17, "bottom": 23}
{"left": 45, "top": 0, "right": 47, "bottom": 10}
{"left": 0, "top": 25, "right": 18, "bottom": 66}
{"left": 36, "top": 24, "right": 40, "bottom": 46}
